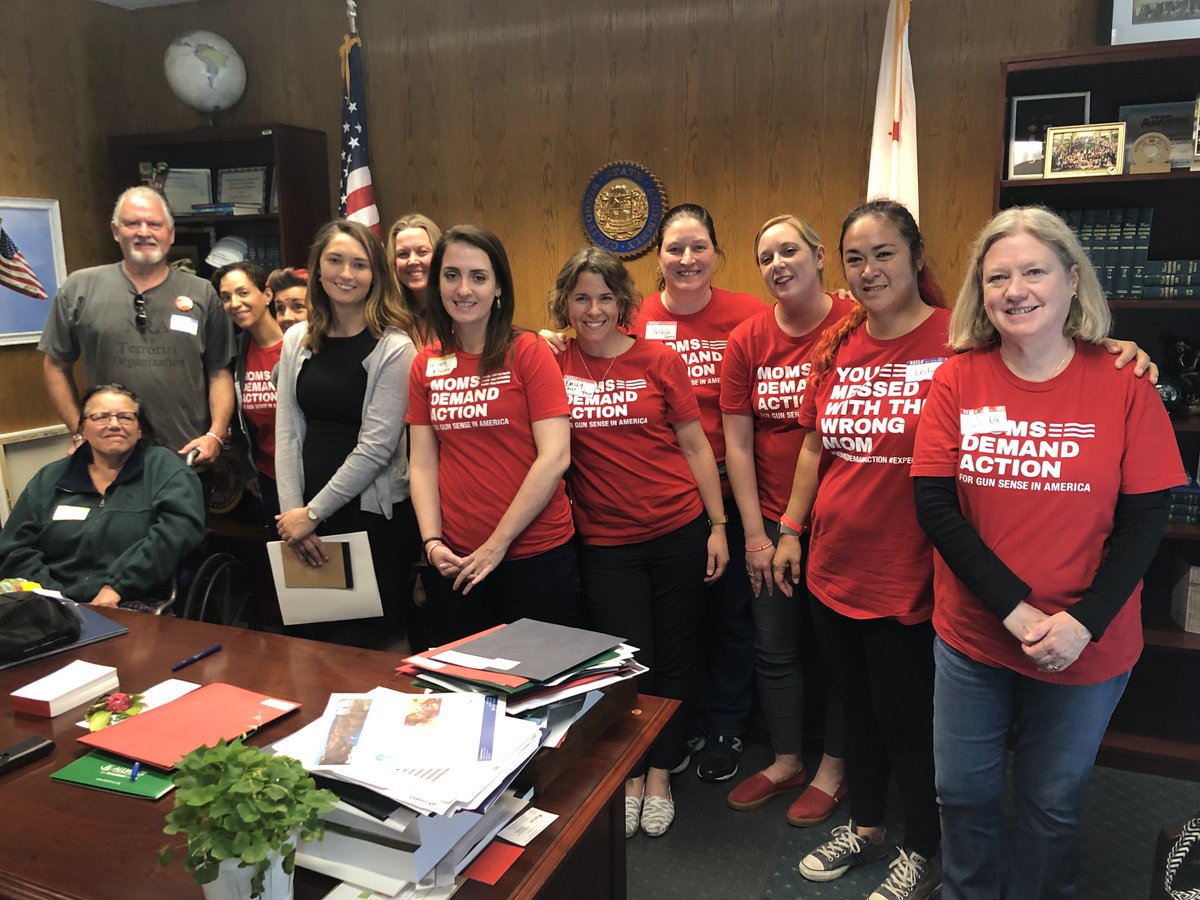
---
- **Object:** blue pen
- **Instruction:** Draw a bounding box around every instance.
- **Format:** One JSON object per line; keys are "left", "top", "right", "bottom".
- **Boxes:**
{"left": 171, "top": 643, "right": 223, "bottom": 672}
{"left": 129, "top": 762, "right": 140, "bottom": 782}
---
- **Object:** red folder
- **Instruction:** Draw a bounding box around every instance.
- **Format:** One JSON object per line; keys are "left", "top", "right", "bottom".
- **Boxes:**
{"left": 78, "top": 682, "right": 301, "bottom": 769}
{"left": 399, "top": 625, "right": 531, "bottom": 690}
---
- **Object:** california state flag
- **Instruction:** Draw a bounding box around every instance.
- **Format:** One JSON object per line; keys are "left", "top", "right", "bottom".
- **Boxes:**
{"left": 867, "top": 0, "right": 919, "bottom": 222}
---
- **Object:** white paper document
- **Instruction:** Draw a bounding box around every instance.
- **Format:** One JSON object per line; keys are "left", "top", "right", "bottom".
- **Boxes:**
{"left": 267, "top": 531, "right": 383, "bottom": 625}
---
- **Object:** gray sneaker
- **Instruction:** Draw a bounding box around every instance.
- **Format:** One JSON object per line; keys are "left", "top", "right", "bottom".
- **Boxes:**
{"left": 868, "top": 848, "right": 942, "bottom": 900}
{"left": 798, "top": 820, "right": 890, "bottom": 882}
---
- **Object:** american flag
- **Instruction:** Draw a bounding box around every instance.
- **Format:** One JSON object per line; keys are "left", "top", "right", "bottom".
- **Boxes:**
{"left": 338, "top": 34, "right": 380, "bottom": 235}
{"left": 0, "top": 227, "right": 48, "bottom": 300}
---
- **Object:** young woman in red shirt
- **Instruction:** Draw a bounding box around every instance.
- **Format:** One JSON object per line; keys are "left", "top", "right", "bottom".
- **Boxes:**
{"left": 548, "top": 246, "right": 728, "bottom": 838}
{"left": 407, "top": 225, "right": 583, "bottom": 643}
{"left": 720, "top": 215, "right": 854, "bottom": 825}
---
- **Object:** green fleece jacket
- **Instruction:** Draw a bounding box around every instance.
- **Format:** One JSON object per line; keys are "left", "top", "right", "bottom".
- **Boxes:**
{"left": 0, "top": 444, "right": 205, "bottom": 602}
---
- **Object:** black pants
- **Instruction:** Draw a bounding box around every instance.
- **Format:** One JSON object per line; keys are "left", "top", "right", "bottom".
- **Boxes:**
{"left": 421, "top": 539, "right": 584, "bottom": 645}
{"left": 580, "top": 515, "right": 707, "bottom": 774}
{"left": 809, "top": 596, "right": 940, "bottom": 858}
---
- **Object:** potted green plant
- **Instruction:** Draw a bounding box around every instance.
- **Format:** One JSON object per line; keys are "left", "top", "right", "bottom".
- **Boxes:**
{"left": 159, "top": 738, "right": 337, "bottom": 900}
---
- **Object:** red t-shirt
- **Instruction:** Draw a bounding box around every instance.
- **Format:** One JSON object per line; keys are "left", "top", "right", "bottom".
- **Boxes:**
{"left": 243, "top": 339, "right": 282, "bottom": 479}
{"left": 406, "top": 331, "right": 574, "bottom": 560}
{"left": 720, "top": 295, "right": 855, "bottom": 520}
{"left": 911, "top": 340, "right": 1185, "bottom": 684}
{"left": 629, "top": 287, "right": 766, "bottom": 463}
{"left": 798, "top": 306, "right": 951, "bottom": 623}
{"left": 559, "top": 338, "right": 703, "bottom": 545}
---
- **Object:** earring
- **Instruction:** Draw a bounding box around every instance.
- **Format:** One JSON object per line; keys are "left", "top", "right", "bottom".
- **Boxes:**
{"left": 494, "top": 296, "right": 501, "bottom": 310}
{"left": 1071, "top": 291, "right": 1078, "bottom": 302}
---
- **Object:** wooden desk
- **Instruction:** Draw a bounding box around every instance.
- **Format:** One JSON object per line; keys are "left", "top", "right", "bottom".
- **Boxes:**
{"left": 0, "top": 611, "right": 675, "bottom": 899}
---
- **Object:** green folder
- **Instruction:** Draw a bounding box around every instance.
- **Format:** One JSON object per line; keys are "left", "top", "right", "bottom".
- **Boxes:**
{"left": 51, "top": 751, "right": 174, "bottom": 800}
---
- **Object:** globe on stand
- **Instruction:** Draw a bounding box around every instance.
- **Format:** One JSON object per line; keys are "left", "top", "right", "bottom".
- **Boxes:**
{"left": 164, "top": 30, "right": 247, "bottom": 125}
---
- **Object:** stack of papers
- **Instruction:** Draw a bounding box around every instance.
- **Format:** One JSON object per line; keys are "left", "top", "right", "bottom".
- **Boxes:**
{"left": 275, "top": 689, "right": 542, "bottom": 818}
{"left": 397, "top": 619, "right": 646, "bottom": 716}
{"left": 275, "top": 689, "right": 542, "bottom": 891}
{"left": 10, "top": 659, "right": 118, "bottom": 717}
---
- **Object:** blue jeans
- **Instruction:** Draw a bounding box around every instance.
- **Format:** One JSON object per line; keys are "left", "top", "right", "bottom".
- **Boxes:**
{"left": 933, "top": 638, "right": 1129, "bottom": 900}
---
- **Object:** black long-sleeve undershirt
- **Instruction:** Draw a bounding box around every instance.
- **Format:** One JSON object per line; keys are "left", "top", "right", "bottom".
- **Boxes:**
{"left": 913, "top": 476, "right": 1169, "bottom": 641}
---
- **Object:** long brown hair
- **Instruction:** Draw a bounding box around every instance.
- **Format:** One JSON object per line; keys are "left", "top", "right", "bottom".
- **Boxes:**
{"left": 425, "top": 225, "right": 518, "bottom": 375}
{"left": 808, "top": 200, "right": 946, "bottom": 389}
{"left": 304, "top": 220, "right": 414, "bottom": 353}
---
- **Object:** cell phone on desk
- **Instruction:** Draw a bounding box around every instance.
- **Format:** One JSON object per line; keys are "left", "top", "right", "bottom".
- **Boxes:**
{"left": 0, "top": 736, "right": 54, "bottom": 776}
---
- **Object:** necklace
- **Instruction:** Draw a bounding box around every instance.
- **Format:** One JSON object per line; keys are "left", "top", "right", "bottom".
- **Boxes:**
{"left": 576, "top": 342, "right": 620, "bottom": 388}
{"left": 1002, "top": 342, "right": 1073, "bottom": 381}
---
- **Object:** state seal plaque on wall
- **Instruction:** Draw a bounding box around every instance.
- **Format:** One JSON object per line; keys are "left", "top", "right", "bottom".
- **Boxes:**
{"left": 581, "top": 161, "right": 666, "bottom": 258}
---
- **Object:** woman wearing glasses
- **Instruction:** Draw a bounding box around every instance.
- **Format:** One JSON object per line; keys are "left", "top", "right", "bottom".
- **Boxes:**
{"left": 0, "top": 383, "right": 206, "bottom": 607}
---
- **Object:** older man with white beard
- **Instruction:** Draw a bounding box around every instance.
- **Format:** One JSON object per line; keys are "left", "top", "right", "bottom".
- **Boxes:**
{"left": 40, "top": 187, "right": 234, "bottom": 464}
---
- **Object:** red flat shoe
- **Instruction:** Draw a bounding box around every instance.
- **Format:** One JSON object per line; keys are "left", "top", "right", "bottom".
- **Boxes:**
{"left": 786, "top": 781, "right": 848, "bottom": 826}
{"left": 726, "top": 768, "right": 808, "bottom": 810}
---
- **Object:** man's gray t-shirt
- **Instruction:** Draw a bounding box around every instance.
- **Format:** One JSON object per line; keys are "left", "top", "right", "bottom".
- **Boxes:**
{"left": 38, "top": 263, "right": 234, "bottom": 453}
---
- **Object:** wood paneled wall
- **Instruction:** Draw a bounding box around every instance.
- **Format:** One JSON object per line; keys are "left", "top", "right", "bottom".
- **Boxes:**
{"left": 2, "top": 0, "right": 1098, "bottom": 432}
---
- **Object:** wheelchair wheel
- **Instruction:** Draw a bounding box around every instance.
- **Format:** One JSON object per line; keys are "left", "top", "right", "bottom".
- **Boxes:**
{"left": 181, "top": 553, "right": 255, "bottom": 628}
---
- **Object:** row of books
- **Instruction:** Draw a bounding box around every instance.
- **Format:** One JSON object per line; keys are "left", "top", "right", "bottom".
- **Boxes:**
{"left": 1060, "top": 207, "right": 1153, "bottom": 299}
{"left": 242, "top": 234, "right": 284, "bottom": 272}
{"left": 1060, "top": 208, "right": 1199, "bottom": 299}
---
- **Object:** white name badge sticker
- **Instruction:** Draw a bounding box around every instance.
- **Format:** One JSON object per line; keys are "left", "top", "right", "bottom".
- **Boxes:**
{"left": 644, "top": 321, "right": 677, "bottom": 341}
{"left": 960, "top": 406, "right": 1009, "bottom": 436}
{"left": 905, "top": 357, "right": 947, "bottom": 382}
{"left": 52, "top": 505, "right": 90, "bottom": 521}
{"left": 426, "top": 354, "right": 457, "bottom": 377}
{"left": 562, "top": 375, "right": 598, "bottom": 397}
{"left": 169, "top": 314, "right": 199, "bottom": 335}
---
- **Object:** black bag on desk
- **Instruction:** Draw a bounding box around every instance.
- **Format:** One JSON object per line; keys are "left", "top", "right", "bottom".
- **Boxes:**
{"left": 0, "top": 592, "right": 83, "bottom": 663}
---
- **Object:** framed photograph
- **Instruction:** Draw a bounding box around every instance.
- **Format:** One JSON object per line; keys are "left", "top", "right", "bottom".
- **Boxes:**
{"left": 0, "top": 197, "right": 67, "bottom": 346}
{"left": 1008, "top": 92, "right": 1091, "bottom": 180}
{"left": 1193, "top": 93, "right": 1200, "bottom": 172}
{"left": 1111, "top": 0, "right": 1200, "bottom": 44}
{"left": 1044, "top": 123, "right": 1127, "bottom": 178}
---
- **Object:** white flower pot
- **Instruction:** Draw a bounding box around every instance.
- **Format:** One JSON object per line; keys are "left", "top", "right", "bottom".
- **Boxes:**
{"left": 199, "top": 852, "right": 293, "bottom": 900}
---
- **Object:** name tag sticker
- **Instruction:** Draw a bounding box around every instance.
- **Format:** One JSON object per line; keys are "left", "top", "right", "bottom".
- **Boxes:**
{"left": 52, "top": 505, "right": 90, "bottom": 521}
{"left": 169, "top": 314, "right": 199, "bottom": 335}
{"left": 644, "top": 321, "right": 677, "bottom": 341}
{"left": 426, "top": 354, "right": 457, "bottom": 377}
{"left": 562, "top": 375, "right": 598, "bottom": 397}
{"left": 905, "top": 357, "right": 946, "bottom": 382}
{"left": 961, "top": 406, "right": 1009, "bottom": 436}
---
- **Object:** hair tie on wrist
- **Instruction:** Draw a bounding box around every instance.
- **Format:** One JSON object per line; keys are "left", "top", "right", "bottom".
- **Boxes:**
{"left": 205, "top": 431, "right": 221, "bottom": 442}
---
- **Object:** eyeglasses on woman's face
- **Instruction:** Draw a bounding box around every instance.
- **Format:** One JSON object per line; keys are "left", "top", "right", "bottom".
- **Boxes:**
{"left": 83, "top": 411, "right": 138, "bottom": 424}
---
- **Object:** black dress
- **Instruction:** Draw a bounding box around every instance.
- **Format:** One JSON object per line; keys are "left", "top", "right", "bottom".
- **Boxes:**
{"left": 296, "top": 330, "right": 414, "bottom": 647}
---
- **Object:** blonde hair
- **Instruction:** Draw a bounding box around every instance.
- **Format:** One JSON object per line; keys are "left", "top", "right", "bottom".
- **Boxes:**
{"left": 950, "top": 206, "right": 1109, "bottom": 350}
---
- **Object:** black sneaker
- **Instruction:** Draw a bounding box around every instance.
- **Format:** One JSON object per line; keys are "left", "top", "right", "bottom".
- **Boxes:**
{"left": 868, "top": 848, "right": 942, "bottom": 900}
{"left": 798, "top": 820, "right": 890, "bottom": 882}
{"left": 695, "top": 734, "right": 743, "bottom": 782}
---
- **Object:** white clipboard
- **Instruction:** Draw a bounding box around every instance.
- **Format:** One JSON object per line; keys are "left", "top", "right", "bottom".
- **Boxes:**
{"left": 266, "top": 531, "right": 383, "bottom": 625}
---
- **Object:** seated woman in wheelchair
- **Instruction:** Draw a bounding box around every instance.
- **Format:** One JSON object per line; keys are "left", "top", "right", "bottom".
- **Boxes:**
{"left": 0, "top": 383, "right": 205, "bottom": 609}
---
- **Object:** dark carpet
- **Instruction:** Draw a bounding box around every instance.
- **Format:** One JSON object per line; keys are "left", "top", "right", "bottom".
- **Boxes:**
{"left": 626, "top": 740, "right": 1200, "bottom": 899}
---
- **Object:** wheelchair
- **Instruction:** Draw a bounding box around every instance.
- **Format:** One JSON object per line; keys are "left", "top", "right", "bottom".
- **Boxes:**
{"left": 124, "top": 450, "right": 259, "bottom": 628}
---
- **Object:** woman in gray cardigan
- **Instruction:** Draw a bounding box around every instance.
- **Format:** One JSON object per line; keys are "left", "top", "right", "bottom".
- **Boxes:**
{"left": 274, "top": 220, "right": 419, "bottom": 648}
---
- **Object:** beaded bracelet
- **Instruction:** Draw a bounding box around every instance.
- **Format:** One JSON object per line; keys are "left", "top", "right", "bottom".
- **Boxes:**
{"left": 745, "top": 541, "right": 774, "bottom": 553}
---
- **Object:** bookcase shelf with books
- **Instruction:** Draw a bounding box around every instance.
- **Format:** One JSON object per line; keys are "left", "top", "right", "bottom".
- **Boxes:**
{"left": 109, "top": 124, "right": 330, "bottom": 278}
{"left": 996, "top": 39, "right": 1200, "bottom": 780}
